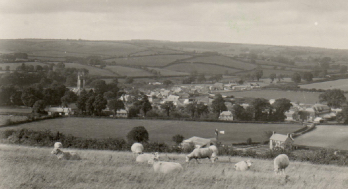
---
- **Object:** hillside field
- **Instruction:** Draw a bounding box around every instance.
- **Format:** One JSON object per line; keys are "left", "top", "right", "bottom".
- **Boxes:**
{"left": 1, "top": 144, "right": 348, "bottom": 189}
{"left": 294, "top": 125, "right": 348, "bottom": 150}
{"left": 0, "top": 118, "right": 303, "bottom": 144}
{"left": 300, "top": 79, "right": 348, "bottom": 91}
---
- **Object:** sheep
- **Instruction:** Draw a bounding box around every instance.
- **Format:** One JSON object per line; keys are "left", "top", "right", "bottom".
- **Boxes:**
{"left": 274, "top": 154, "right": 289, "bottom": 175}
{"left": 234, "top": 160, "right": 252, "bottom": 171}
{"left": 131, "top": 143, "right": 144, "bottom": 156}
{"left": 148, "top": 158, "right": 183, "bottom": 174}
{"left": 51, "top": 148, "right": 81, "bottom": 160}
{"left": 186, "top": 147, "right": 217, "bottom": 163}
{"left": 54, "top": 142, "right": 63, "bottom": 149}
{"left": 136, "top": 152, "right": 159, "bottom": 163}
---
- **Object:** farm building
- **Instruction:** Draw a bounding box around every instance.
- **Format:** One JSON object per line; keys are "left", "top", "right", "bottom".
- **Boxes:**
{"left": 47, "top": 107, "right": 74, "bottom": 116}
{"left": 181, "top": 136, "right": 217, "bottom": 148}
{"left": 219, "top": 111, "right": 234, "bottom": 121}
{"left": 285, "top": 109, "right": 299, "bottom": 121}
{"left": 269, "top": 132, "right": 294, "bottom": 150}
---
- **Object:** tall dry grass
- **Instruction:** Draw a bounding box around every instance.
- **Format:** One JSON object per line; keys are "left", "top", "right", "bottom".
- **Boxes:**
{"left": 1, "top": 144, "right": 348, "bottom": 189}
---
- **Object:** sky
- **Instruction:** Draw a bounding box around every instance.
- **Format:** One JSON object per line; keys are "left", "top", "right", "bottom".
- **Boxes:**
{"left": 0, "top": 0, "right": 347, "bottom": 49}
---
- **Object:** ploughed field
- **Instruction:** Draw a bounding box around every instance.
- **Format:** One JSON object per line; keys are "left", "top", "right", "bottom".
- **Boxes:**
{"left": 1, "top": 144, "right": 348, "bottom": 189}
{"left": 0, "top": 118, "right": 303, "bottom": 144}
{"left": 294, "top": 125, "right": 348, "bottom": 151}
{"left": 300, "top": 79, "right": 348, "bottom": 91}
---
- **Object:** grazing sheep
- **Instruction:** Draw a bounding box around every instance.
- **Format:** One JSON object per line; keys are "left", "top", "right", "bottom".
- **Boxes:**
{"left": 51, "top": 148, "right": 81, "bottom": 160}
{"left": 131, "top": 143, "right": 144, "bottom": 156}
{"left": 136, "top": 152, "right": 159, "bottom": 163}
{"left": 234, "top": 160, "right": 252, "bottom": 171}
{"left": 274, "top": 154, "right": 289, "bottom": 175}
{"left": 148, "top": 158, "right": 183, "bottom": 174}
{"left": 186, "top": 147, "right": 217, "bottom": 163}
{"left": 54, "top": 142, "right": 63, "bottom": 149}
{"left": 208, "top": 145, "right": 219, "bottom": 159}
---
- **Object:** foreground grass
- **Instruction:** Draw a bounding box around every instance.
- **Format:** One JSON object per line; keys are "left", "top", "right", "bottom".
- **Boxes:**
{"left": 1, "top": 144, "right": 348, "bottom": 189}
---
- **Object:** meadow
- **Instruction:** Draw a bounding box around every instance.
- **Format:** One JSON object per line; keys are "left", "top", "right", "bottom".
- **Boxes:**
{"left": 104, "top": 55, "right": 192, "bottom": 67}
{"left": 0, "top": 115, "right": 28, "bottom": 126}
{"left": 148, "top": 67, "right": 189, "bottom": 76}
{"left": 0, "top": 62, "right": 48, "bottom": 71}
{"left": 294, "top": 125, "right": 348, "bottom": 151}
{"left": 63, "top": 63, "right": 118, "bottom": 77}
{"left": 1, "top": 143, "right": 348, "bottom": 189}
{"left": 106, "top": 65, "right": 154, "bottom": 77}
{"left": 217, "top": 90, "right": 323, "bottom": 104}
{"left": 300, "top": 79, "right": 348, "bottom": 91}
{"left": 181, "top": 55, "right": 257, "bottom": 70}
{"left": 0, "top": 118, "right": 303, "bottom": 144}
{"left": 165, "top": 63, "right": 240, "bottom": 75}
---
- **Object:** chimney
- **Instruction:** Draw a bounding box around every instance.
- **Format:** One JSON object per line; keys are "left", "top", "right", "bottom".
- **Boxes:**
{"left": 287, "top": 133, "right": 290, "bottom": 138}
{"left": 272, "top": 131, "right": 276, "bottom": 135}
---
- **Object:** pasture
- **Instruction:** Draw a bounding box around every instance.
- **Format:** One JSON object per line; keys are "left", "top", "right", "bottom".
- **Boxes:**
{"left": 294, "top": 125, "right": 348, "bottom": 151}
{"left": 0, "top": 115, "right": 28, "bottom": 126}
{"left": 165, "top": 63, "right": 240, "bottom": 75}
{"left": 181, "top": 55, "right": 257, "bottom": 70}
{"left": 217, "top": 90, "right": 323, "bottom": 104}
{"left": 1, "top": 144, "right": 348, "bottom": 189}
{"left": 106, "top": 65, "right": 154, "bottom": 77}
{"left": 63, "top": 63, "right": 118, "bottom": 77}
{"left": 300, "top": 79, "right": 348, "bottom": 91}
{"left": 0, "top": 62, "right": 48, "bottom": 71}
{"left": 148, "top": 67, "right": 189, "bottom": 76}
{"left": 104, "top": 55, "right": 192, "bottom": 67}
{"left": 0, "top": 118, "right": 303, "bottom": 144}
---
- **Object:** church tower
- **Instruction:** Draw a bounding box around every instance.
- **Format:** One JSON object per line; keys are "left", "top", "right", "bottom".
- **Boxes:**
{"left": 77, "top": 71, "right": 86, "bottom": 94}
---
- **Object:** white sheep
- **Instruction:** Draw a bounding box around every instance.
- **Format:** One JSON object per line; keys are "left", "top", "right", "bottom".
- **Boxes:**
{"left": 186, "top": 147, "right": 217, "bottom": 163}
{"left": 54, "top": 142, "right": 63, "bottom": 149}
{"left": 234, "top": 160, "right": 252, "bottom": 171}
{"left": 148, "top": 158, "right": 183, "bottom": 174}
{"left": 274, "top": 154, "right": 289, "bottom": 175}
{"left": 51, "top": 148, "right": 81, "bottom": 160}
{"left": 131, "top": 143, "right": 144, "bottom": 156}
{"left": 136, "top": 152, "right": 159, "bottom": 163}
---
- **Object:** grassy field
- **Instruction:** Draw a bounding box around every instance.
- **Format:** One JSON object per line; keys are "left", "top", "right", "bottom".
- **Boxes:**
{"left": 0, "top": 115, "right": 28, "bottom": 126}
{"left": 181, "top": 56, "right": 257, "bottom": 70}
{"left": 1, "top": 144, "right": 348, "bottom": 189}
{"left": 63, "top": 63, "right": 118, "bottom": 77}
{"left": 104, "top": 55, "right": 192, "bottom": 67}
{"left": 106, "top": 66, "right": 154, "bottom": 77}
{"left": 165, "top": 63, "right": 240, "bottom": 75}
{"left": 300, "top": 79, "right": 348, "bottom": 91}
{"left": 0, "top": 106, "right": 32, "bottom": 114}
{"left": 217, "top": 90, "right": 323, "bottom": 104}
{"left": 0, "top": 118, "right": 303, "bottom": 144}
{"left": 148, "top": 67, "right": 189, "bottom": 76}
{"left": 294, "top": 125, "right": 348, "bottom": 150}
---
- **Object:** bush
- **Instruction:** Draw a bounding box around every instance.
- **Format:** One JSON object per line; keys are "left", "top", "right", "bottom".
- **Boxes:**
{"left": 246, "top": 138, "right": 252, "bottom": 145}
{"left": 126, "top": 126, "right": 149, "bottom": 143}
{"left": 172, "top": 134, "right": 184, "bottom": 145}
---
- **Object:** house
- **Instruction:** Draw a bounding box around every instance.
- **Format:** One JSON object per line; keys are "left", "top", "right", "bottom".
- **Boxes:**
{"left": 285, "top": 109, "right": 299, "bottom": 121}
{"left": 304, "top": 103, "right": 335, "bottom": 122}
{"left": 269, "top": 132, "right": 294, "bottom": 150}
{"left": 219, "top": 111, "right": 234, "bottom": 121}
{"left": 47, "top": 107, "right": 74, "bottom": 116}
{"left": 116, "top": 109, "right": 127, "bottom": 118}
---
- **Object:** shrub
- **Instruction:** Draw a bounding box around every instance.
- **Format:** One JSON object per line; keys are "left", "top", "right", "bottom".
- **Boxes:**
{"left": 172, "top": 134, "right": 184, "bottom": 145}
{"left": 246, "top": 138, "right": 252, "bottom": 145}
{"left": 126, "top": 126, "right": 149, "bottom": 143}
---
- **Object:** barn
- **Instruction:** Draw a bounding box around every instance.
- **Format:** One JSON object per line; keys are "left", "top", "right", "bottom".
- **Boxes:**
{"left": 269, "top": 132, "right": 294, "bottom": 150}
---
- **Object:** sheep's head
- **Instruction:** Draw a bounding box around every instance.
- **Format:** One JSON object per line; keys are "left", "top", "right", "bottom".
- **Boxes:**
{"left": 246, "top": 160, "right": 252, "bottom": 167}
{"left": 148, "top": 157, "right": 158, "bottom": 165}
{"left": 153, "top": 152, "right": 159, "bottom": 160}
{"left": 54, "top": 142, "right": 62, "bottom": 149}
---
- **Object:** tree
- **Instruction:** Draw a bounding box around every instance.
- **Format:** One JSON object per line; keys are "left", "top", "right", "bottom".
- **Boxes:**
{"left": 161, "top": 101, "right": 175, "bottom": 117}
{"left": 197, "top": 74, "right": 206, "bottom": 83}
{"left": 291, "top": 72, "right": 301, "bottom": 83}
{"left": 93, "top": 94, "right": 107, "bottom": 115}
{"left": 185, "top": 101, "right": 197, "bottom": 118}
{"left": 302, "top": 72, "right": 313, "bottom": 82}
{"left": 163, "top": 80, "right": 173, "bottom": 87}
{"left": 211, "top": 94, "right": 227, "bottom": 115}
{"left": 340, "top": 65, "right": 347, "bottom": 74}
{"left": 21, "top": 87, "right": 42, "bottom": 107}
{"left": 108, "top": 99, "right": 125, "bottom": 116}
{"left": 272, "top": 98, "right": 292, "bottom": 121}
{"left": 196, "top": 102, "right": 209, "bottom": 118}
{"left": 232, "top": 104, "right": 252, "bottom": 121}
{"left": 253, "top": 69, "right": 263, "bottom": 81}
{"left": 76, "top": 89, "right": 88, "bottom": 114}
{"left": 138, "top": 94, "right": 152, "bottom": 117}
{"left": 125, "top": 77, "right": 134, "bottom": 84}
{"left": 277, "top": 74, "right": 284, "bottom": 82}
{"left": 251, "top": 98, "right": 271, "bottom": 121}
{"left": 269, "top": 73, "right": 276, "bottom": 83}
{"left": 319, "top": 89, "right": 346, "bottom": 108}
{"left": 32, "top": 100, "right": 46, "bottom": 114}
{"left": 0, "top": 85, "right": 17, "bottom": 105}
{"left": 126, "top": 126, "right": 149, "bottom": 143}
{"left": 85, "top": 95, "right": 96, "bottom": 115}
{"left": 61, "top": 91, "right": 78, "bottom": 107}
{"left": 172, "top": 134, "right": 184, "bottom": 145}
{"left": 90, "top": 79, "right": 108, "bottom": 95}
{"left": 336, "top": 106, "right": 348, "bottom": 124}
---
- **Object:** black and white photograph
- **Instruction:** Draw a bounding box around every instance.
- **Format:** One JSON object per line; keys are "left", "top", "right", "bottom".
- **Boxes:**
{"left": 0, "top": 0, "right": 348, "bottom": 188}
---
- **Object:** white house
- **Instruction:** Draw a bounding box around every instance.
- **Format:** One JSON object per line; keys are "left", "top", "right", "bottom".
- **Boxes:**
{"left": 219, "top": 111, "right": 234, "bottom": 121}
{"left": 269, "top": 132, "right": 294, "bottom": 150}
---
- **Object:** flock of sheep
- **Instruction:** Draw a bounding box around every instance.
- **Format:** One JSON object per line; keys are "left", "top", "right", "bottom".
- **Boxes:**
{"left": 51, "top": 142, "right": 290, "bottom": 175}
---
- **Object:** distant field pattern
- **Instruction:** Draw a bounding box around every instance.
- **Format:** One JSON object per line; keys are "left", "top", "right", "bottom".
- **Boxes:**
{"left": 165, "top": 63, "right": 240, "bottom": 74}
{"left": 294, "top": 125, "right": 348, "bottom": 150}
{"left": 106, "top": 66, "right": 153, "bottom": 77}
{"left": 0, "top": 62, "right": 48, "bottom": 71}
{"left": 300, "top": 79, "right": 348, "bottom": 91}
{"left": 182, "top": 56, "right": 257, "bottom": 70}
{"left": 148, "top": 67, "right": 189, "bottom": 76}
{"left": 64, "top": 63, "right": 117, "bottom": 77}
{"left": 105, "top": 55, "right": 192, "bottom": 67}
